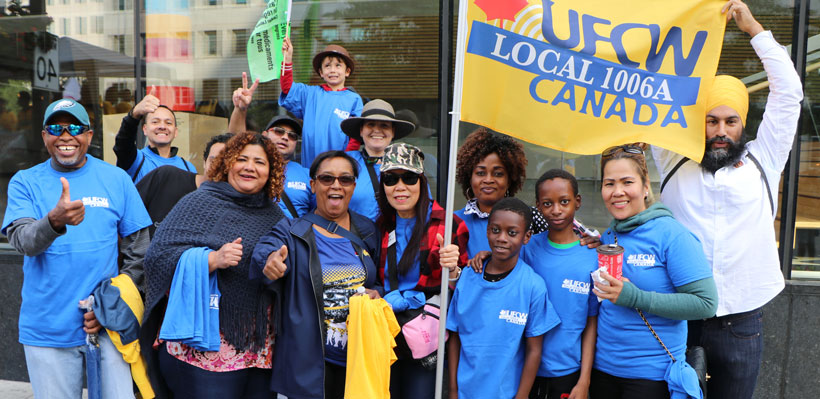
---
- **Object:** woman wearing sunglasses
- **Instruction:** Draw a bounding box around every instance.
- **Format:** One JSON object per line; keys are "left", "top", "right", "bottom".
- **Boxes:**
{"left": 375, "top": 143, "right": 468, "bottom": 398}
{"left": 251, "top": 150, "right": 382, "bottom": 399}
{"left": 341, "top": 99, "right": 415, "bottom": 220}
{"left": 589, "top": 144, "right": 717, "bottom": 399}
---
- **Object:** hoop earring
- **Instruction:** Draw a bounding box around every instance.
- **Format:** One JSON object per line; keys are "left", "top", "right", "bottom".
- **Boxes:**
{"left": 505, "top": 190, "right": 510, "bottom": 197}
{"left": 467, "top": 186, "right": 475, "bottom": 199}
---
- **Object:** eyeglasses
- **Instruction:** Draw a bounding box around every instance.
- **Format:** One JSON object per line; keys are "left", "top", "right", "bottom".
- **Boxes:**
{"left": 267, "top": 127, "right": 298, "bottom": 141}
{"left": 44, "top": 124, "right": 89, "bottom": 137}
{"left": 314, "top": 174, "right": 356, "bottom": 187}
{"left": 602, "top": 144, "right": 645, "bottom": 158}
{"left": 382, "top": 173, "right": 420, "bottom": 187}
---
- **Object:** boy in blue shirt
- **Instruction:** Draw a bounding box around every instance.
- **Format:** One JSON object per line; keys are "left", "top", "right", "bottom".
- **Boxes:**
{"left": 521, "top": 169, "right": 599, "bottom": 399}
{"left": 447, "top": 198, "right": 560, "bottom": 399}
{"left": 280, "top": 37, "right": 364, "bottom": 168}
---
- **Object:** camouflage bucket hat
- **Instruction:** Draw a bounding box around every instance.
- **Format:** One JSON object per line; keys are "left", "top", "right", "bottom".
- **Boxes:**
{"left": 381, "top": 143, "right": 425, "bottom": 175}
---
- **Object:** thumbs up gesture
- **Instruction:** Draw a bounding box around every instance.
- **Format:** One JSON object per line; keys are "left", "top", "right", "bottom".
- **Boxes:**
{"left": 208, "top": 237, "right": 244, "bottom": 272}
{"left": 47, "top": 177, "right": 85, "bottom": 231}
{"left": 263, "top": 245, "right": 288, "bottom": 281}
{"left": 131, "top": 86, "right": 161, "bottom": 119}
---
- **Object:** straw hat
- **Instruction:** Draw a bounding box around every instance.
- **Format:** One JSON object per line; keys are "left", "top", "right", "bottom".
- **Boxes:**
{"left": 340, "top": 99, "right": 416, "bottom": 142}
{"left": 312, "top": 44, "right": 355, "bottom": 75}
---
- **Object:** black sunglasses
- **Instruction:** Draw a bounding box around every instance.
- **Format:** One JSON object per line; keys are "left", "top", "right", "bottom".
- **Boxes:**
{"left": 44, "top": 124, "right": 89, "bottom": 137}
{"left": 382, "top": 173, "right": 420, "bottom": 187}
{"left": 602, "top": 144, "right": 645, "bottom": 157}
{"left": 267, "top": 126, "right": 299, "bottom": 141}
{"left": 314, "top": 174, "right": 356, "bottom": 187}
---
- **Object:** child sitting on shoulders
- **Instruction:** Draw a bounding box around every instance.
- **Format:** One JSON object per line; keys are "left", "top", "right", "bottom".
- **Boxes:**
{"left": 279, "top": 37, "right": 363, "bottom": 167}
{"left": 447, "top": 198, "right": 560, "bottom": 399}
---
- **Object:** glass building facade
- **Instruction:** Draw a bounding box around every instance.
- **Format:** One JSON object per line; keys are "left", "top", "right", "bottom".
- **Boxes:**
{"left": 0, "top": 0, "right": 817, "bottom": 278}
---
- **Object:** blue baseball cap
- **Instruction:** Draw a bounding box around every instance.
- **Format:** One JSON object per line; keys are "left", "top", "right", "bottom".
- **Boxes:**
{"left": 43, "top": 99, "right": 90, "bottom": 128}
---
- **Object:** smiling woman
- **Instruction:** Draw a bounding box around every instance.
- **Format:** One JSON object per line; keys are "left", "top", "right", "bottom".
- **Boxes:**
{"left": 341, "top": 99, "right": 416, "bottom": 220}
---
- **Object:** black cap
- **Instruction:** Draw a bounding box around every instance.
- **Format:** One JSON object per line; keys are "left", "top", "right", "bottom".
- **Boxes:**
{"left": 264, "top": 115, "right": 302, "bottom": 136}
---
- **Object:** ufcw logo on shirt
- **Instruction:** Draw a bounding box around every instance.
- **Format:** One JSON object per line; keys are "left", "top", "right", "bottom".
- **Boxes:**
{"left": 82, "top": 197, "right": 109, "bottom": 208}
{"left": 498, "top": 309, "right": 528, "bottom": 326}
{"left": 209, "top": 295, "right": 219, "bottom": 310}
{"left": 334, "top": 108, "right": 351, "bottom": 119}
{"left": 287, "top": 181, "right": 308, "bottom": 191}
{"left": 627, "top": 253, "right": 656, "bottom": 267}
{"left": 561, "top": 279, "right": 590, "bottom": 295}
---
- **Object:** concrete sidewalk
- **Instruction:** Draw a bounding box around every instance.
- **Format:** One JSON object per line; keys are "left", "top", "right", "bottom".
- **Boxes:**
{"left": 0, "top": 380, "right": 87, "bottom": 399}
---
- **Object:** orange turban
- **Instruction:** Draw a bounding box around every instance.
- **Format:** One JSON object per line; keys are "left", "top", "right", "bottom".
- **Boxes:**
{"left": 705, "top": 75, "right": 749, "bottom": 126}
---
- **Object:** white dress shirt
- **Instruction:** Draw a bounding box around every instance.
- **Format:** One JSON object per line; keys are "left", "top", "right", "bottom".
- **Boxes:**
{"left": 652, "top": 31, "right": 803, "bottom": 317}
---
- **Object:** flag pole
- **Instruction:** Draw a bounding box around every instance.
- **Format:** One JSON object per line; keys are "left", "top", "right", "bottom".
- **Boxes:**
{"left": 434, "top": 0, "right": 469, "bottom": 397}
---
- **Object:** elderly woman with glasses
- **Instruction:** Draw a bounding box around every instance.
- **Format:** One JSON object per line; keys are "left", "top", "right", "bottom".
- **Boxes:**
{"left": 589, "top": 143, "right": 717, "bottom": 399}
{"left": 374, "top": 143, "right": 468, "bottom": 398}
{"left": 251, "top": 150, "right": 381, "bottom": 399}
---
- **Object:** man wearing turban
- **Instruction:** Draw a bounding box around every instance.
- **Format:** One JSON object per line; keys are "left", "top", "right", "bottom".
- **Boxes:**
{"left": 651, "top": 1, "right": 803, "bottom": 399}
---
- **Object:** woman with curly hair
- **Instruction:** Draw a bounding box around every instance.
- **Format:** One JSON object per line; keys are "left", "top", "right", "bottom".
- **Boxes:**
{"left": 142, "top": 131, "right": 286, "bottom": 398}
{"left": 455, "top": 127, "right": 527, "bottom": 259}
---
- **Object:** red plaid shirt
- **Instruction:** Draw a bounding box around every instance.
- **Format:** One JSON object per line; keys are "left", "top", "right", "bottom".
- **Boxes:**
{"left": 378, "top": 201, "right": 470, "bottom": 293}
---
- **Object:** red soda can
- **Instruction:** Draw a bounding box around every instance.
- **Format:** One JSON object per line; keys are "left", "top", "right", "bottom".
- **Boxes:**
{"left": 597, "top": 244, "right": 624, "bottom": 280}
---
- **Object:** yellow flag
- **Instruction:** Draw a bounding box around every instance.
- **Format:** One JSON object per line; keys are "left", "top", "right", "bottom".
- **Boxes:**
{"left": 460, "top": 0, "right": 727, "bottom": 161}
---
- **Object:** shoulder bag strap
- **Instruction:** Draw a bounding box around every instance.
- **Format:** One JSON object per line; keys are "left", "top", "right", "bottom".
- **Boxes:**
{"left": 387, "top": 232, "right": 401, "bottom": 292}
{"left": 745, "top": 152, "right": 774, "bottom": 217}
{"left": 302, "top": 213, "right": 369, "bottom": 253}
{"left": 660, "top": 157, "right": 690, "bottom": 194}
{"left": 361, "top": 150, "right": 381, "bottom": 198}
{"left": 637, "top": 309, "right": 676, "bottom": 362}
{"left": 280, "top": 191, "right": 299, "bottom": 218}
{"left": 131, "top": 155, "right": 147, "bottom": 182}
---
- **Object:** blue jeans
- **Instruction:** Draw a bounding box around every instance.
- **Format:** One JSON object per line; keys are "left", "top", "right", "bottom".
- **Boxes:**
{"left": 688, "top": 307, "right": 763, "bottom": 399}
{"left": 24, "top": 330, "right": 134, "bottom": 399}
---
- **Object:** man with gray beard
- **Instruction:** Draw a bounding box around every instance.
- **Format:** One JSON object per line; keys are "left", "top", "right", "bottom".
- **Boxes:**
{"left": 651, "top": 2, "right": 802, "bottom": 398}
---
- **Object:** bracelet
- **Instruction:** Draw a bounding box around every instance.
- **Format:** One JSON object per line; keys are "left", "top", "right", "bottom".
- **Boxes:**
{"left": 448, "top": 267, "right": 462, "bottom": 281}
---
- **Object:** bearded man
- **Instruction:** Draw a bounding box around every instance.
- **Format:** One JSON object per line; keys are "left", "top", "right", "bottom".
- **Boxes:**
{"left": 651, "top": 1, "right": 803, "bottom": 398}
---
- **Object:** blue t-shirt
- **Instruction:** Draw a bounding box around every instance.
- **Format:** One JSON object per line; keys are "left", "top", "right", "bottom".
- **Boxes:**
{"left": 159, "top": 247, "right": 221, "bottom": 352}
{"left": 314, "top": 229, "right": 367, "bottom": 366}
{"left": 128, "top": 146, "right": 196, "bottom": 183}
{"left": 454, "top": 207, "right": 488, "bottom": 258}
{"left": 2, "top": 156, "right": 152, "bottom": 347}
{"left": 279, "top": 161, "right": 313, "bottom": 219}
{"left": 346, "top": 151, "right": 380, "bottom": 221}
{"left": 521, "top": 234, "right": 600, "bottom": 377}
{"left": 594, "top": 216, "right": 713, "bottom": 380}
{"left": 446, "top": 259, "right": 560, "bottom": 399}
{"left": 279, "top": 83, "right": 363, "bottom": 168}
{"left": 384, "top": 215, "right": 421, "bottom": 292}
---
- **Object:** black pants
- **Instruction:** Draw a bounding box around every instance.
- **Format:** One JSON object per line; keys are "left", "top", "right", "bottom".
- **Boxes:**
{"left": 324, "top": 361, "right": 346, "bottom": 399}
{"left": 529, "top": 370, "right": 581, "bottom": 399}
{"left": 589, "top": 369, "right": 669, "bottom": 399}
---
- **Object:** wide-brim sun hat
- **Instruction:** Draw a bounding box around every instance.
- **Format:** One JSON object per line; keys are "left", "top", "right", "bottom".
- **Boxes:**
{"left": 340, "top": 99, "right": 416, "bottom": 142}
{"left": 312, "top": 44, "right": 355, "bottom": 76}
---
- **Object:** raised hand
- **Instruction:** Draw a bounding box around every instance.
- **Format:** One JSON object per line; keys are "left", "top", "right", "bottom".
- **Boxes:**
{"left": 232, "top": 72, "right": 259, "bottom": 111}
{"left": 263, "top": 244, "right": 288, "bottom": 280}
{"left": 131, "top": 86, "right": 160, "bottom": 119}
{"left": 282, "top": 37, "right": 293, "bottom": 64}
{"left": 209, "top": 238, "right": 243, "bottom": 272}
{"left": 47, "top": 177, "right": 85, "bottom": 231}
{"left": 722, "top": 0, "right": 764, "bottom": 37}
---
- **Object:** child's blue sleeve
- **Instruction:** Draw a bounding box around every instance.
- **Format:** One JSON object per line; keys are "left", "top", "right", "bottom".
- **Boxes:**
{"left": 350, "top": 94, "right": 363, "bottom": 117}
{"left": 445, "top": 285, "right": 460, "bottom": 333}
{"left": 525, "top": 278, "right": 560, "bottom": 337}
{"left": 587, "top": 290, "right": 600, "bottom": 317}
{"left": 278, "top": 83, "right": 309, "bottom": 119}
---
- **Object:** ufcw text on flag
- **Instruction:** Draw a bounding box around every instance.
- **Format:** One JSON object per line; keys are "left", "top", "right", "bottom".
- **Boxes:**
{"left": 459, "top": 0, "right": 727, "bottom": 161}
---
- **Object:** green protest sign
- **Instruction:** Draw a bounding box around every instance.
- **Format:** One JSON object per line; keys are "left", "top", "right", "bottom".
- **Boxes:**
{"left": 247, "top": 0, "right": 291, "bottom": 82}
